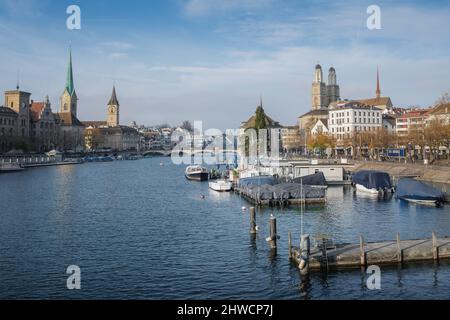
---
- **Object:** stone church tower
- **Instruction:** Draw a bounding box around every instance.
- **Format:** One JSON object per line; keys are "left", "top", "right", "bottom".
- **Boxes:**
{"left": 107, "top": 86, "right": 120, "bottom": 127}
{"left": 327, "top": 67, "right": 340, "bottom": 104}
{"left": 311, "top": 64, "right": 340, "bottom": 110}
{"left": 311, "top": 64, "right": 328, "bottom": 110}
{"left": 60, "top": 48, "right": 78, "bottom": 116}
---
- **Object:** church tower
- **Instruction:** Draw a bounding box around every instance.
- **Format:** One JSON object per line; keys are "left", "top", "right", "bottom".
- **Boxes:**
{"left": 107, "top": 86, "right": 120, "bottom": 127}
{"left": 60, "top": 48, "right": 78, "bottom": 116}
{"left": 326, "top": 67, "right": 340, "bottom": 104}
{"left": 311, "top": 64, "right": 328, "bottom": 110}
{"left": 376, "top": 66, "right": 381, "bottom": 99}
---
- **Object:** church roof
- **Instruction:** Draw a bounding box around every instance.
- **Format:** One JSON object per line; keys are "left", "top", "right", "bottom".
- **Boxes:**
{"left": 108, "top": 86, "right": 119, "bottom": 106}
{"left": 65, "top": 48, "right": 75, "bottom": 96}
{"left": 240, "top": 106, "right": 282, "bottom": 129}
{"left": 299, "top": 109, "right": 329, "bottom": 118}
{"left": 355, "top": 97, "right": 392, "bottom": 107}
{"left": 57, "top": 112, "right": 84, "bottom": 127}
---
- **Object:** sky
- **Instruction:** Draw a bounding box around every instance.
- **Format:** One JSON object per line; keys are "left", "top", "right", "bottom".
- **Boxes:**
{"left": 0, "top": 0, "right": 449, "bottom": 129}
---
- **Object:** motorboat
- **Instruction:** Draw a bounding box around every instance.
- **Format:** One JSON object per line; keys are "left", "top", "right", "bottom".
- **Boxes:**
{"left": 0, "top": 163, "right": 25, "bottom": 173}
{"left": 396, "top": 178, "right": 445, "bottom": 206}
{"left": 352, "top": 170, "right": 394, "bottom": 195}
{"left": 209, "top": 180, "right": 233, "bottom": 192}
{"left": 185, "top": 165, "right": 209, "bottom": 181}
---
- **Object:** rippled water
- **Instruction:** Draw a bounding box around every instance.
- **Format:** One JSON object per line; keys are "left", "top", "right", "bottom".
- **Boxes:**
{"left": 1, "top": 158, "right": 450, "bottom": 299}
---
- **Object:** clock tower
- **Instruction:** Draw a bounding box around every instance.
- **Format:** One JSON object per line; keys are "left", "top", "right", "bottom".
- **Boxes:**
{"left": 107, "top": 86, "right": 120, "bottom": 127}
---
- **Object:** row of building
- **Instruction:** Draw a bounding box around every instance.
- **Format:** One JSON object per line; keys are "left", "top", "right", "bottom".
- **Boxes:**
{"left": 0, "top": 49, "right": 141, "bottom": 154}
{"left": 241, "top": 64, "right": 450, "bottom": 155}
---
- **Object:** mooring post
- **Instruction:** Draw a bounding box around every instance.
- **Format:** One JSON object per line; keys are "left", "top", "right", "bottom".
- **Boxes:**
{"left": 397, "top": 233, "right": 402, "bottom": 263}
{"left": 432, "top": 231, "right": 438, "bottom": 261}
{"left": 359, "top": 235, "right": 366, "bottom": 267}
{"left": 250, "top": 207, "right": 257, "bottom": 234}
{"left": 268, "top": 215, "right": 277, "bottom": 250}
{"left": 299, "top": 234, "right": 310, "bottom": 275}
{"left": 288, "top": 231, "right": 292, "bottom": 259}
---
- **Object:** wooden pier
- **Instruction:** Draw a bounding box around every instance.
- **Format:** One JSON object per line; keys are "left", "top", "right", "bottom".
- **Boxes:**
{"left": 289, "top": 233, "right": 450, "bottom": 271}
{"left": 236, "top": 187, "right": 327, "bottom": 207}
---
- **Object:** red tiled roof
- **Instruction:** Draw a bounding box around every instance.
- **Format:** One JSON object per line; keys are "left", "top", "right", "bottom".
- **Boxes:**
{"left": 30, "top": 102, "right": 45, "bottom": 122}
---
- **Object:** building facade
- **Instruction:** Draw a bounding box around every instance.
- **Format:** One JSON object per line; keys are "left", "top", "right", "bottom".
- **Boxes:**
{"left": 0, "top": 106, "right": 18, "bottom": 152}
{"left": 30, "top": 96, "right": 59, "bottom": 152}
{"left": 396, "top": 109, "right": 431, "bottom": 137}
{"left": 328, "top": 102, "right": 383, "bottom": 140}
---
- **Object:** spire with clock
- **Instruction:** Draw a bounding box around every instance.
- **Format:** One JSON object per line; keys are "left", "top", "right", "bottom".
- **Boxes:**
{"left": 107, "top": 85, "right": 120, "bottom": 127}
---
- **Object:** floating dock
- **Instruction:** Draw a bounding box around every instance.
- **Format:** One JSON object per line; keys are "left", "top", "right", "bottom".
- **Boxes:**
{"left": 290, "top": 233, "right": 450, "bottom": 271}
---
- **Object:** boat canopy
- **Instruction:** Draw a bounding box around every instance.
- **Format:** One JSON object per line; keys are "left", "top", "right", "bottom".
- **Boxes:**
{"left": 293, "top": 172, "right": 327, "bottom": 186}
{"left": 353, "top": 170, "right": 392, "bottom": 190}
{"left": 396, "top": 178, "right": 444, "bottom": 201}
{"left": 238, "top": 176, "right": 276, "bottom": 188}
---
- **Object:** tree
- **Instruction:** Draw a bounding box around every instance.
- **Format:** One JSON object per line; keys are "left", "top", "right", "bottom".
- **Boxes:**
{"left": 435, "top": 91, "right": 450, "bottom": 106}
{"left": 254, "top": 106, "right": 267, "bottom": 130}
{"left": 180, "top": 120, "right": 193, "bottom": 133}
{"left": 307, "top": 133, "right": 335, "bottom": 156}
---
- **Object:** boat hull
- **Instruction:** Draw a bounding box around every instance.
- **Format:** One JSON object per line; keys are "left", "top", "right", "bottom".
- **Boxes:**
{"left": 185, "top": 172, "right": 209, "bottom": 181}
{"left": 209, "top": 181, "right": 233, "bottom": 192}
{"left": 400, "top": 197, "right": 441, "bottom": 206}
{"left": 355, "top": 184, "right": 379, "bottom": 195}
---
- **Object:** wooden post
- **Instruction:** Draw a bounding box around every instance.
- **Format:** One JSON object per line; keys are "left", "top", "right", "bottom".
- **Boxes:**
{"left": 432, "top": 231, "right": 438, "bottom": 261}
{"left": 288, "top": 231, "right": 292, "bottom": 259}
{"left": 397, "top": 233, "right": 402, "bottom": 263}
{"left": 250, "top": 207, "right": 257, "bottom": 234}
{"left": 269, "top": 215, "right": 277, "bottom": 249}
{"left": 359, "top": 235, "right": 366, "bottom": 267}
{"left": 299, "top": 234, "right": 310, "bottom": 275}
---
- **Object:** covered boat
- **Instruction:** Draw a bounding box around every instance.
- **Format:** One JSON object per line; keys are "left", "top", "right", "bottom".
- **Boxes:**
{"left": 352, "top": 170, "right": 393, "bottom": 194}
{"left": 293, "top": 172, "right": 327, "bottom": 186}
{"left": 396, "top": 178, "right": 445, "bottom": 206}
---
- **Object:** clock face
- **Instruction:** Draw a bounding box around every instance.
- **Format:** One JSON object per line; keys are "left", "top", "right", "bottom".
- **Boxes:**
{"left": 109, "top": 106, "right": 116, "bottom": 114}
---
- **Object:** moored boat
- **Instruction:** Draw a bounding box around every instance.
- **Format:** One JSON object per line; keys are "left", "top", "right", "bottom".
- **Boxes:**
{"left": 0, "top": 163, "right": 25, "bottom": 173}
{"left": 185, "top": 165, "right": 209, "bottom": 181}
{"left": 352, "top": 170, "right": 393, "bottom": 195}
{"left": 396, "top": 178, "right": 445, "bottom": 206}
{"left": 209, "top": 180, "right": 233, "bottom": 192}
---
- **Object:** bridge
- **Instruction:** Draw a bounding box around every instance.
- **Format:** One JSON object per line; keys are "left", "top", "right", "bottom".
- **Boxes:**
{"left": 142, "top": 149, "right": 240, "bottom": 158}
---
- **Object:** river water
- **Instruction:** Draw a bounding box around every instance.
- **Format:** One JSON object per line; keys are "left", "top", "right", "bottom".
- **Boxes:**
{"left": 1, "top": 157, "right": 450, "bottom": 299}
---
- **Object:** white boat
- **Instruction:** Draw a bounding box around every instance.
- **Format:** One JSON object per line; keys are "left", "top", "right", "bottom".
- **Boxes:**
{"left": 355, "top": 183, "right": 380, "bottom": 195}
{"left": 185, "top": 165, "right": 209, "bottom": 181}
{"left": 209, "top": 180, "right": 233, "bottom": 192}
{"left": 0, "top": 163, "right": 25, "bottom": 173}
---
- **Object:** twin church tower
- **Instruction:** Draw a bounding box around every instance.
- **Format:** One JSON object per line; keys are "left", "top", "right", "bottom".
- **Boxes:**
{"left": 311, "top": 64, "right": 340, "bottom": 110}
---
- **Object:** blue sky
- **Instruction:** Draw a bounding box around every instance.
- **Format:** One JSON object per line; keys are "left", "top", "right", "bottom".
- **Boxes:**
{"left": 0, "top": 0, "right": 449, "bottom": 129}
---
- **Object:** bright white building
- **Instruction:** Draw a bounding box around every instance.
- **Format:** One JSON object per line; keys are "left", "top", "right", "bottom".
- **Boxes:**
{"left": 328, "top": 102, "right": 383, "bottom": 140}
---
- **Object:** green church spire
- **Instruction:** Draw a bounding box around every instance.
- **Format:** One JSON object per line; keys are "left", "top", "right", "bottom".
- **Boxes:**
{"left": 66, "top": 47, "right": 75, "bottom": 95}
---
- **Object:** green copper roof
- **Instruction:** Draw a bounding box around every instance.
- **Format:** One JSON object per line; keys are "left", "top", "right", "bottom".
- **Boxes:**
{"left": 65, "top": 48, "right": 75, "bottom": 95}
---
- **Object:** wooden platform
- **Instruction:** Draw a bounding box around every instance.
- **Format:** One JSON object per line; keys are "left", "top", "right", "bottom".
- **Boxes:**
{"left": 291, "top": 235, "right": 450, "bottom": 271}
